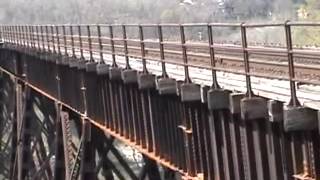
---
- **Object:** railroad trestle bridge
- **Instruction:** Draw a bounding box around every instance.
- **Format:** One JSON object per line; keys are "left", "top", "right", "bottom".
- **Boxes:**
{"left": 0, "top": 22, "right": 320, "bottom": 180}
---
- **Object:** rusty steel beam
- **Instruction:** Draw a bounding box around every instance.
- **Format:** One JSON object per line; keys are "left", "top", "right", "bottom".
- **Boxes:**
{"left": 79, "top": 118, "right": 96, "bottom": 180}
{"left": 2, "top": 22, "right": 320, "bottom": 180}
{"left": 16, "top": 82, "right": 31, "bottom": 180}
{"left": 53, "top": 102, "right": 66, "bottom": 180}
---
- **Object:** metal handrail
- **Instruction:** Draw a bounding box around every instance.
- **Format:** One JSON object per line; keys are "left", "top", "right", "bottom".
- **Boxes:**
{"left": 2, "top": 21, "right": 320, "bottom": 107}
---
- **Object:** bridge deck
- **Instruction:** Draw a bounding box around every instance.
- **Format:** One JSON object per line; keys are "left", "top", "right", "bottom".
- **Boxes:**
{"left": 1, "top": 23, "right": 320, "bottom": 180}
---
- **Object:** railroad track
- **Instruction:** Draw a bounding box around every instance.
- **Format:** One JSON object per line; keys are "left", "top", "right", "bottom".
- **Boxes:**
{"left": 7, "top": 31, "right": 320, "bottom": 86}
{"left": 64, "top": 38, "right": 320, "bottom": 85}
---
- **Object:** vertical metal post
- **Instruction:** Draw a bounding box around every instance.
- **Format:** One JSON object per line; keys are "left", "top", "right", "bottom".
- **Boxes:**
{"left": 0, "top": 26, "right": 2, "bottom": 42}
{"left": 157, "top": 25, "right": 168, "bottom": 77}
{"left": 284, "top": 21, "right": 300, "bottom": 107}
{"left": 18, "top": 26, "right": 22, "bottom": 46}
{"left": 4, "top": 26, "right": 8, "bottom": 43}
{"left": 122, "top": 25, "right": 130, "bottom": 69}
{"left": 3, "top": 25, "right": 5, "bottom": 43}
{"left": 28, "top": 25, "right": 34, "bottom": 48}
{"left": 138, "top": 24, "right": 156, "bottom": 153}
{"left": 97, "top": 25, "right": 104, "bottom": 63}
{"left": 10, "top": 26, "right": 13, "bottom": 44}
{"left": 6, "top": 25, "right": 9, "bottom": 43}
{"left": 27, "top": 25, "right": 31, "bottom": 48}
{"left": 22, "top": 26, "right": 26, "bottom": 47}
{"left": 139, "top": 25, "right": 148, "bottom": 73}
{"left": 17, "top": 84, "right": 31, "bottom": 180}
{"left": 70, "top": 25, "right": 76, "bottom": 58}
{"left": 5, "top": 26, "right": 9, "bottom": 43}
{"left": 25, "top": 26, "right": 28, "bottom": 47}
{"left": 10, "top": 25, "right": 13, "bottom": 44}
{"left": 240, "top": 24, "right": 253, "bottom": 97}
{"left": 6, "top": 26, "right": 10, "bottom": 42}
{"left": 40, "top": 26, "right": 46, "bottom": 52}
{"left": 60, "top": 111, "right": 72, "bottom": 179}
{"left": 179, "top": 25, "right": 191, "bottom": 83}
{"left": 2, "top": 26, "right": 6, "bottom": 42}
{"left": 13, "top": 26, "right": 18, "bottom": 45}
{"left": 26, "top": 25, "right": 31, "bottom": 48}
{"left": 24, "top": 26, "right": 28, "bottom": 48}
{"left": 207, "top": 24, "right": 220, "bottom": 89}
{"left": 87, "top": 25, "right": 94, "bottom": 62}
{"left": 30, "top": 26, "right": 35, "bottom": 49}
{"left": 12, "top": 26, "right": 16, "bottom": 45}
{"left": 7, "top": 26, "right": 9, "bottom": 43}
{"left": 22, "top": 25, "right": 25, "bottom": 47}
{"left": 3, "top": 26, "right": 6, "bottom": 42}
{"left": 8, "top": 26, "right": 12, "bottom": 43}
{"left": 10, "top": 26, "right": 14, "bottom": 44}
{"left": 7, "top": 26, "right": 10, "bottom": 43}
{"left": 79, "top": 119, "right": 96, "bottom": 180}
{"left": 27, "top": 25, "right": 32, "bottom": 49}
{"left": 53, "top": 103, "right": 66, "bottom": 180}
{"left": 55, "top": 26, "right": 61, "bottom": 55}
{"left": 20, "top": 26, "right": 24, "bottom": 47}
{"left": 16, "top": 82, "right": 24, "bottom": 180}
{"left": 18, "top": 25, "right": 21, "bottom": 46}
{"left": 45, "top": 25, "right": 51, "bottom": 52}
{"left": 62, "top": 26, "right": 68, "bottom": 56}
{"left": 51, "top": 25, "right": 56, "bottom": 54}
{"left": 36, "top": 25, "right": 41, "bottom": 50}
{"left": 109, "top": 25, "right": 117, "bottom": 67}
{"left": 14, "top": 26, "right": 18, "bottom": 45}
{"left": 9, "top": 80, "right": 18, "bottom": 180}
{"left": 28, "top": 25, "right": 32, "bottom": 48}
{"left": 8, "top": 26, "right": 13, "bottom": 43}
{"left": 78, "top": 25, "right": 85, "bottom": 60}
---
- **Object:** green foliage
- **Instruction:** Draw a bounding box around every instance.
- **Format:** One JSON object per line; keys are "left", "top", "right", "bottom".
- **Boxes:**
{"left": 0, "top": 0, "right": 313, "bottom": 26}
{"left": 293, "top": 0, "right": 320, "bottom": 46}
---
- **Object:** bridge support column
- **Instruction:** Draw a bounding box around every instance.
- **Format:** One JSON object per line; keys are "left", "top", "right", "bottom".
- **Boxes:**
{"left": 94, "top": 129, "right": 114, "bottom": 180}
{"left": 53, "top": 102, "right": 66, "bottom": 180}
{"left": 207, "top": 89, "right": 235, "bottom": 180}
{"left": 139, "top": 155, "right": 161, "bottom": 180}
{"left": 266, "top": 100, "right": 285, "bottom": 180}
{"left": 84, "top": 62, "right": 99, "bottom": 120}
{"left": 138, "top": 73, "right": 156, "bottom": 153}
{"left": 180, "top": 82, "right": 204, "bottom": 178}
{"left": 157, "top": 78, "right": 187, "bottom": 171}
{"left": 284, "top": 106, "right": 318, "bottom": 179}
{"left": 79, "top": 118, "right": 96, "bottom": 180}
{"left": 94, "top": 63, "right": 111, "bottom": 126}
{"left": 240, "top": 96, "right": 270, "bottom": 180}
{"left": 240, "top": 96, "right": 270, "bottom": 179}
{"left": 16, "top": 82, "right": 32, "bottom": 180}
{"left": 230, "top": 93, "right": 251, "bottom": 180}
{"left": 108, "top": 66, "right": 122, "bottom": 136}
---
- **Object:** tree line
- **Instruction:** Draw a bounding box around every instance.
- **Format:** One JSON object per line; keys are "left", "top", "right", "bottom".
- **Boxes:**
{"left": 0, "top": 0, "right": 310, "bottom": 24}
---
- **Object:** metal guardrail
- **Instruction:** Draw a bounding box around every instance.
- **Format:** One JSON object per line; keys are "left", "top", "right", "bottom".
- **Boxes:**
{"left": 1, "top": 22, "right": 320, "bottom": 107}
